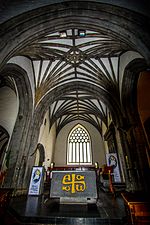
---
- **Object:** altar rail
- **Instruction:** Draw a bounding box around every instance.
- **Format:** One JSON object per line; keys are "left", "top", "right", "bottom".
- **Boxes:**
{"left": 48, "top": 165, "right": 96, "bottom": 171}
{"left": 46, "top": 166, "right": 98, "bottom": 182}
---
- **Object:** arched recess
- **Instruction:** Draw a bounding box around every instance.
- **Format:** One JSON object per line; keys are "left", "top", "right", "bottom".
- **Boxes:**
{"left": 121, "top": 58, "right": 150, "bottom": 192}
{"left": 1, "top": 1, "right": 150, "bottom": 68}
{"left": 0, "top": 78, "right": 18, "bottom": 185}
{"left": 0, "top": 64, "right": 33, "bottom": 188}
{"left": 31, "top": 143, "right": 45, "bottom": 167}
{"left": 0, "top": 85, "right": 19, "bottom": 135}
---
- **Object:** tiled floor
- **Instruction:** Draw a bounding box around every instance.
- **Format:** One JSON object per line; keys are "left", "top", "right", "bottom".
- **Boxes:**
{"left": 1, "top": 190, "right": 127, "bottom": 225}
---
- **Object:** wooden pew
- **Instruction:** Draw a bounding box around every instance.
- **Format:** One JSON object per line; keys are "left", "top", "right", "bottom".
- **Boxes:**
{"left": 121, "top": 192, "right": 150, "bottom": 225}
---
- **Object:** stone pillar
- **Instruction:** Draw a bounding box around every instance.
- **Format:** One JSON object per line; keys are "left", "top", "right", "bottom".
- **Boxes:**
{"left": 21, "top": 114, "right": 43, "bottom": 189}
{"left": 123, "top": 124, "right": 150, "bottom": 193}
{"left": 116, "top": 128, "right": 135, "bottom": 191}
{"left": 3, "top": 111, "right": 32, "bottom": 189}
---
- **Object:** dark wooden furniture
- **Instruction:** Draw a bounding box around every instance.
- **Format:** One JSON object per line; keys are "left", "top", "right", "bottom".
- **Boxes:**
{"left": 121, "top": 192, "right": 150, "bottom": 225}
{"left": 0, "top": 188, "right": 14, "bottom": 207}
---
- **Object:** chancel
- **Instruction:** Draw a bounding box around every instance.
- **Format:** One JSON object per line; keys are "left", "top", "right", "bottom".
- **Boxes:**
{"left": 0, "top": 1, "right": 150, "bottom": 225}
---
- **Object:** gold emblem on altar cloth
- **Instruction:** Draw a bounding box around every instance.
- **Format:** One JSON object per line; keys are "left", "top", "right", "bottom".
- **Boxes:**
{"left": 62, "top": 174, "right": 86, "bottom": 193}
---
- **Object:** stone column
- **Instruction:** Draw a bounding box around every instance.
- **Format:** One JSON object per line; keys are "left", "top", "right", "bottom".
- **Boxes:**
{"left": 116, "top": 128, "right": 135, "bottom": 191}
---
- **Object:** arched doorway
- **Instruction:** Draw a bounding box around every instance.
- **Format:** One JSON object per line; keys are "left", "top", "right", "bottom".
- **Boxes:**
{"left": 121, "top": 59, "right": 150, "bottom": 192}
{"left": 137, "top": 71, "right": 150, "bottom": 166}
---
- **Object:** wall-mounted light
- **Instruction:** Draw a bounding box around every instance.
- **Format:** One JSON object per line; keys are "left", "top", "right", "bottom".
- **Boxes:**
{"left": 59, "top": 31, "right": 67, "bottom": 38}
{"left": 50, "top": 162, "right": 55, "bottom": 169}
{"left": 78, "top": 29, "right": 86, "bottom": 37}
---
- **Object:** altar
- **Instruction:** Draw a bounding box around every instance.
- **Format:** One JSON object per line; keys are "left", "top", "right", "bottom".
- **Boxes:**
{"left": 49, "top": 167, "right": 98, "bottom": 204}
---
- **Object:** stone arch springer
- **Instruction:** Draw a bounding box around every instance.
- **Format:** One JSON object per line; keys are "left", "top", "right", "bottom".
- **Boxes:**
{"left": 0, "top": 63, "right": 33, "bottom": 188}
{"left": 121, "top": 58, "right": 148, "bottom": 124}
{"left": 120, "top": 58, "right": 150, "bottom": 192}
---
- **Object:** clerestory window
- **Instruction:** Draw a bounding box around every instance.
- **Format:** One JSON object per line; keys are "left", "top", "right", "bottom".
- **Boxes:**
{"left": 67, "top": 124, "right": 92, "bottom": 165}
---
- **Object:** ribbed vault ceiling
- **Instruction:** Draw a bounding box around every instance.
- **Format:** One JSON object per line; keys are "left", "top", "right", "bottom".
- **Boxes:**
{"left": 19, "top": 28, "right": 132, "bottom": 134}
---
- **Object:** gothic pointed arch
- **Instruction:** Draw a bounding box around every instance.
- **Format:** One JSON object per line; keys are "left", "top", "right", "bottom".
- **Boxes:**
{"left": 0, "top": 1, "right": 150, "bottom": 194}
{"left": 1, "top": 1, "right": 150, "bottom": 67}
{"left": 67, "top": 123, "right": 92, "bottom": 165}
{"left": 31, "top": 143, "right": 45, "bottom": 166}
{"left": 26, "top": 79, "right": 124, "bottom": 167}
{"left": 0, "top": 63, "right": 33, "bottom": 187}
{"left": 120, "top": 58, "right": 150, "bottom": 192}
{"left": 122, "top": 58, "right": 148, "bottom": 124}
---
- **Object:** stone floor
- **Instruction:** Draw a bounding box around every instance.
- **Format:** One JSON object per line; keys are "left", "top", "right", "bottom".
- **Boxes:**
{"left": 0, "top": 190, "right": 128, "bottom": 225}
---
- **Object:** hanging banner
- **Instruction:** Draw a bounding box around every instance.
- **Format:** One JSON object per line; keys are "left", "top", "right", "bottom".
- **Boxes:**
{"left": 106, "top": 153, "right": 121, "bottom": 183}
{"left": 28, "top": 166, "right": 44, "bottom": 195}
